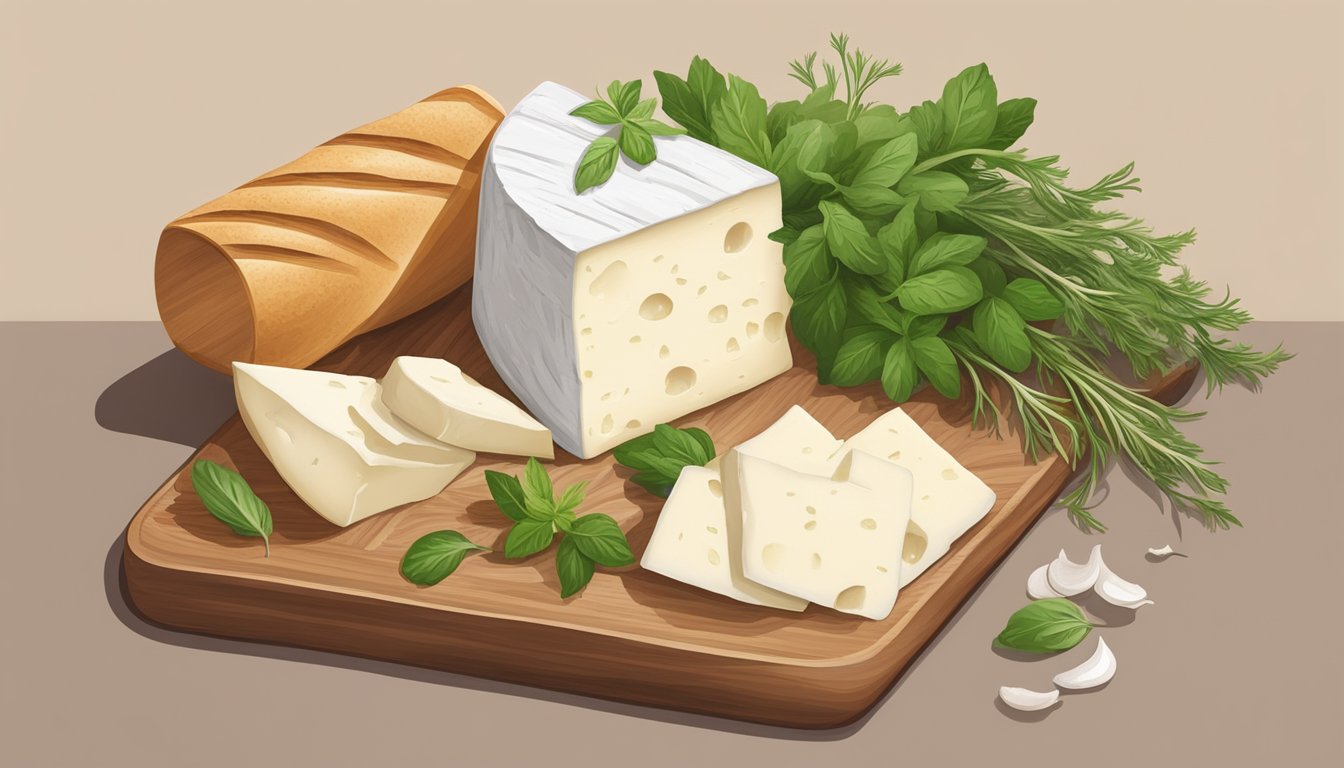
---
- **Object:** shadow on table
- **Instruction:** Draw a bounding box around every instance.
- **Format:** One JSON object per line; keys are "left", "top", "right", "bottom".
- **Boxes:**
{"left": 95, "top": 348, "right": 235, "bottom": 446}
{"left": 102, "top": 532, "right": 955, "bottom": 741}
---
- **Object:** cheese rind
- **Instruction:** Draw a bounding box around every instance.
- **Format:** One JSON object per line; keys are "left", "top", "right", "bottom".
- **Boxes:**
{"left": 474, "top": 81, "right": 792, "bottom": 459}
{"left": 381, "top": 356, "right": 554, "bottom": 459}
{"left": 639, "top": 466, "right": 805, "bottom": 611}
{"left": 233, "top": 362, "right": 475, "bottom": 527}
{"left": 841, "top": 407, "right": 996, "bottom": 586}
{"left": 737, "top": 450, "right": 913, "bottom": 620}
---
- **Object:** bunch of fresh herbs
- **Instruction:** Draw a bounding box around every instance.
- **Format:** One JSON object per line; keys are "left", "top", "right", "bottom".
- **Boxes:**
{"left": 588, "top": 34, "right": 1289, "bottom": 531}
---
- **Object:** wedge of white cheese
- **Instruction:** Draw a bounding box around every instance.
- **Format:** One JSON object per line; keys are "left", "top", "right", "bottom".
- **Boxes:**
{"left": 381, "top": 356, "right": 554, "bottom": 459}
{"left": 842, "top": 407, "right": 996, "bottom": 586}
{"left": 234, "top": 362, "right": 475, "bottom": 527}
{"left": 737, "top": 450, "right": 913, "bottom": 620}
{"left": 474, "top": 81, "right": 792, "bottom": 459}
{"left": 640, "top": 465, "right": 804, "bottom": 611}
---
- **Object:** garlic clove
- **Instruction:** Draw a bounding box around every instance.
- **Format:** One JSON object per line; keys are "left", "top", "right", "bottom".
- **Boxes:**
{"left": 999, "top": 686, "right": 1060, "bottom": 712}
{"left": 1052, "top": 637, "right": 1116, "bottom": 690}
{"left": 1027, "top": 563, "right": 1063, "bottom": 599}
{"left": 1147, "top": 544, "right": 1186, "bottom": 559}
{"left": 1095, "top": 559, "right": 1152, "bottom": 609}
{"left": 1046, "top": 545, "right": 1102, "bottom": 596}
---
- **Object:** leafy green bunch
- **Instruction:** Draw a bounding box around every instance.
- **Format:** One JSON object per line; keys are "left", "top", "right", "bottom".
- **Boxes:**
{"left": 641, "top": 34, "right": 1288, "bottom": 531}
{"left": 571, "top": 79, "right": 685, "bottom": 192}
{"left": 402, "top": 458, "right": 635, "bottom": 597}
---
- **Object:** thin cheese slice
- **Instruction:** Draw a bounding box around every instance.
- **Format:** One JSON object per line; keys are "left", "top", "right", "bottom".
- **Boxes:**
{"left": 737, "top": 450, "right": 913, "bottom": 620}
{"left": 639, "top": 466, "right": 804, "bottom": 611}
{"left": 381, "top": 356, "right": 554, "bottom": 459}
{"left": 842, "top": 407, "right": 996, "bottom": 586}
{"left": 720, "top": 406, "right": 845, "bottom": 607}
{"left": 234, "top": 362, "right": 475, "bottom": 527}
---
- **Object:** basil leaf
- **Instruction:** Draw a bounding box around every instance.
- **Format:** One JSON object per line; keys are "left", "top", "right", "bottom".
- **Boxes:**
{"left": 568, "top": 513, "right": 635, "bottom": 567}
{"left": 967, "top": 257, "right": 1008, "bottom": 296}
{"left": 484, "top": 469, "right": 528, "bottom": 522}
{"left": 896, "top": 266, "right": 983, "bottom": 315}
{"left": 683, "top": 427, "right": 716, "bottom": 465}
{"left": 191, "top": 460, "right": 273, "bottom": 556}
{"left": 830, "top": 327, "right": 893, "bottom": 386}
{"left": 504, "top": 518, "right": 556, "bottom": 559}
{"left": 896, "top": 171, "right": 969, "bottom": 212}
{"left": 628, "top": 97, "right": 656, "bottom": 120}
{"left": 910, "top": 336, "right": 961, "bottom": 399}
{"left": 772, "top": 120, "right": 830, "bottom": 210}
{"left": 687, "top": 56, "right": 728, "bottom": 133}
{"left": 651, "top": 423, "right": 712, "bottom": 467}
{"left": 554, "top": 480, "right": 588, "bottom": 517}
{"left": 556, "top": 536, "right": 596, "bottom": 598}
{"left": 400, "top": 530, "right": 489, "bottom": 586}
{"left": 995, "top": 598, "right": 1095, "bottom": 653}
{"left": 877, "top": 204, "right": 919, "bottom": 270}
{"left": 906, "top": 100, "right": 944, "bottom": 156}
{"left": 569, "top": 101, "right": 621, "bottom": 126}
{"left": 845, "top": 279, "right": 905, "bottom": 333}
{"left": 907, "top": 233, "right": 988, "bottom": 277}
{"left": 766, "top": 99, "right": 803, "bottom": 144}
{"left": 628, "top": 473, "right": 677, "bottom": 499}
{"left": 574, "top": 137, "right": 619, "bottom": 193}
{"left": 782, "top": 224, "right": 835, "bottom": 297}
{"left": 986, "top": 97, "right": 1037, "bottom": 151}
{"left": 840, "top": 184, "right": 905, "bottom": 217}
{"left": 790, "top": 274, "right": 848, "bottom": 379}
{"left": 711, "top": 75, "right": 772, "bottom": 168}
{"left": 613, "top": 79, "right": 642, "bottom": 116}
{"left": 654, "top": 69, "right": 714, "bottom": 142}
{"left": 906, "top": 313, "right": 948, "bottom": 338}
{"left": 618, "top": 120, "right": 656, "bottom": 165}
{"left": 974, "top": 297, "right": 1032, "bottom": 372}
{"left": 852, "top": 133, "right": 918, "bottom": 188}
{"left": 881, "top": 338, "right": 920, "bottom": 402}
{"left": 854, "top": 105, "right": 912, "bottom": 147}
{"left": 520, "top": 457, "right": 556, "bottom": 520}
{"left": 819, "top": 200, "right": 884, "bottom": 275}
{"left": 1003, "top": 278, "right": 1065, "bottom": 321}
{"left": 633, "top": 118, "right": 686, "bottom": 137}
{"left": 941, "top": 63, "right": 998, "bottom": 151}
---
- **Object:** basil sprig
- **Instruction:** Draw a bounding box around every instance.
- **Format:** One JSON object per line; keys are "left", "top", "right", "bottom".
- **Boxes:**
{"left": 401, "top": 531, "right": 490, "bottom": 585}
{"left": 191, "top": 459, "right": 273, "bottom": 557}
{"left": 570, "top": 80, "right": 686, "bottom": 193}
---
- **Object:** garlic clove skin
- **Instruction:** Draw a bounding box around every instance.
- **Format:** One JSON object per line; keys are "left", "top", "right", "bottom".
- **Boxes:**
{"left": 1148, "top": 545, "right": 1174, "bottom": 557}
{"left": 1052, "top": 637, "right": 1117, "bottom": 690}
{"left": 999, "top": 686, "right": 1060, "bottom": 712}
{"left": 1095, "top": 559, "right": 1152, "bottom": 609}
{"left": 1046, "top": 545, "right": 1102, "bottom": 596}
{"left": 1027, "top": 563, "right": 1063, "bottom": 599}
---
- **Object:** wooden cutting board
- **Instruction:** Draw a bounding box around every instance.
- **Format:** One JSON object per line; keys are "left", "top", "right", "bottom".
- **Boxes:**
{"left": 122, "top": 283, "right": 1195, "bottom": 729}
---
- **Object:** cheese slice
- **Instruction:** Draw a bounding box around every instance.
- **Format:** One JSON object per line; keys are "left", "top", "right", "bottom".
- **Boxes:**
{"left": 234, "top": 362, "right": 475, "bottom": 527}
{"left": 474, "top": 81, "right": 792, "bottom": 459}
{"left": 716, "top": 406, "right": 845, "bottom": 608}
{"left": 381, "top": 356, "right": 554, "bottom": 459}
{"left": 737, "top": 450, "right": 914, "bottom": 620}
{"left": 639, "top": 466, "right": 804, "bottom": 611}
{"left": 842, "top": 408, "right": 996, "bottom": 586}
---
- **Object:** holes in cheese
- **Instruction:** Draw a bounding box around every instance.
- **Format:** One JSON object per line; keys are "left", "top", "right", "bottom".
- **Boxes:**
{"left": 764, "top": 312, "right": 785, "bottom": 342}
{"left": 746, "top": 321, "right": 760, "bottom": 338}
{"left": 708, "top": 304, "right": 728, "bottom": 323}
{"left": 724, "top": 221, "right": 753, "bottom": 253}
{"left": 665, "top": 366, "right": 697, "bottom": 395}
{"left": 903, "top": 523, "right": 929, "bottom": 564}
{"left": 639, "top": 293, "right": 673, "bottom": 320}
{"left": 589, "top": 259, "right": 629, "bottom": 296}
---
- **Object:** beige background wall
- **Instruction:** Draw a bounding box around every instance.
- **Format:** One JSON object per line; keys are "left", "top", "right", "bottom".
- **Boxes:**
{"left": 2, "top": 0, "right": 1341, "bottom": 320}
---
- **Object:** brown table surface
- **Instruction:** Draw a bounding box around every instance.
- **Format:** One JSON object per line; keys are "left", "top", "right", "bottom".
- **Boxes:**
{"left": 2, "top": 321, "right": 1340, "bottom": 766}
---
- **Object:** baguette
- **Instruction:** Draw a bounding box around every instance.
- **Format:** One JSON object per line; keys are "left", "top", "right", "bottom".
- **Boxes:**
{"left": 155, "top": 85, "right": 504, "bottom": 373}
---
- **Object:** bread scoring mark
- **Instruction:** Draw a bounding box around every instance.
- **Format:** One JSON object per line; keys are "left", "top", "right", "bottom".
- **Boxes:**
{"left": 323, "top": 133, "right": 471, "bottom": 170}
{"left": 177, "top": 209, "right": 397, "bottom": 270}
{"left": 241, "top": 171, "right": 457, "bottom": 198}
{"left": 225, "top": 243, "right": 359, "bottom": 275}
